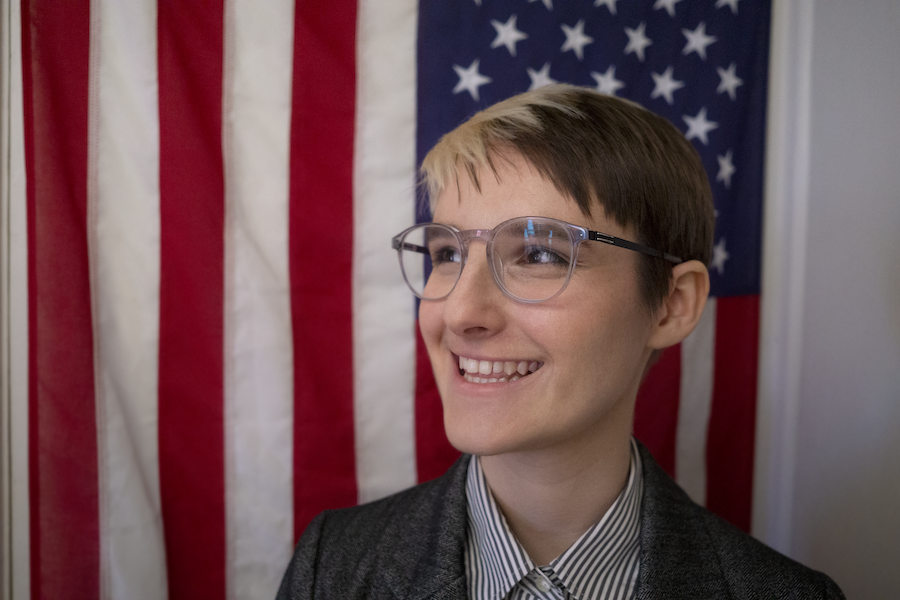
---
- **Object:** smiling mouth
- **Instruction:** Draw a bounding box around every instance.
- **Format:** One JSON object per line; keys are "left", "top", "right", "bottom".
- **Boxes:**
{"left": 456, "top": 355, "right": 543, "bottom": 384}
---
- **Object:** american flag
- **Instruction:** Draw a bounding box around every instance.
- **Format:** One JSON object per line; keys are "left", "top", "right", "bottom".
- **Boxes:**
{"left": 417, "top": 0, "right": 769, "bottom": 530}
{"left": 9, "top": 0, "right": 768, "bottom": 598}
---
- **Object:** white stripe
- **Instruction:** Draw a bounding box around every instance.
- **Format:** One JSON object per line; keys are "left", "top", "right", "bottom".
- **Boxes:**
{"left": 88, "top": 1, "right": 167, "bottom": 598}
{"left": 753, "top": 0, "right": 814, "bottom": 551}
{"left": 675, "top": 297, "right": 717, "bottom": 506}
{"left": 222, "top": 1, "right": 296, "bottom": 598}
{"left": 353, "top": 0, "right": 420, "bottom": 503}
{"left": 2, "top": 0, "right": 30, "bottom": 597}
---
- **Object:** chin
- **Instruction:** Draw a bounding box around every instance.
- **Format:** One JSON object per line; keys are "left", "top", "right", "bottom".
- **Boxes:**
{"left": 443, "top": 416, "right": 491, "bottom": 456}
{"left": 442, "top": 409, "right": 517, "bottom": 457}
{"left": 441, "top": 406, "right": 556, "bottom": 458}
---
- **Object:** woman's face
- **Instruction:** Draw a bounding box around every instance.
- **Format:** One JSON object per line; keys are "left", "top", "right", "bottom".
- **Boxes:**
{"left": 418, "top": 153, "right": 657, "bottom": 459}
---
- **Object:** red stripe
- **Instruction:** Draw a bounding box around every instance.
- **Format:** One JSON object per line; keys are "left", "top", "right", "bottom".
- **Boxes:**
{"left": 21, "top": 2, "right": 99, "bottom": 598}
{"left": 634, "top": 344, "right": 682, "bottom": 477}
{"left": 706, "top": 295, "right": 760, "bottom": 532}
{"left": 289, "top": 0, "right": 359, "bottom": 536}
{"left": 157, "top": 2, "right": 226, "bottom": 597}
{"left": 415, "top": 325, "right": 460, "bottom": 483}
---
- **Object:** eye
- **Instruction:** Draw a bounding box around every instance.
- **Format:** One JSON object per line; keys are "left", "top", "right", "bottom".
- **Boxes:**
{"left": 522, "top": 245, "right": 570, "bottom": 266}
{"left": 430, "top": 245, "right": 462, "bottom": 266}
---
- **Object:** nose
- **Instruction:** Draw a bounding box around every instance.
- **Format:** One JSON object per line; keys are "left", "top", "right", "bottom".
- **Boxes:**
{"left": 442, "top": 241, "right": 506, "bottom": 337}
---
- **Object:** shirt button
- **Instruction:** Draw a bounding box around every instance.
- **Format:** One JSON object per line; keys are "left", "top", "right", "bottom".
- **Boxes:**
{"left": 535, "top": 578, "right": 551, "bottom": 592}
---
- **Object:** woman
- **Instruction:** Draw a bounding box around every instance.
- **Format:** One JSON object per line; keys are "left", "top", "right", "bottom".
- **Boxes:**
{"left": 277, "top": 84, "right": 844, "bottom": 600}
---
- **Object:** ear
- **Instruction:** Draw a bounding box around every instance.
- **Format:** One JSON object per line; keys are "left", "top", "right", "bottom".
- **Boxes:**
{"left": 647, "top": 260, "right": 710, "bottom": 350}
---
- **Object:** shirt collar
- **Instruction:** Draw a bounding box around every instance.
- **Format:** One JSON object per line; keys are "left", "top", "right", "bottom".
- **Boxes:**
{"left": 464, "top": 438, "right": 644, "bottom": 600}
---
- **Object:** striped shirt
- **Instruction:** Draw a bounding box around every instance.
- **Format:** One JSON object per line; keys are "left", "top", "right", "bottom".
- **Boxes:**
{"left": 464, "top": 439, "right": 644, "bottom": 600}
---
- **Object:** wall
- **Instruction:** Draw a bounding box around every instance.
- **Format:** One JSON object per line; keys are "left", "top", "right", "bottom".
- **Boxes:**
{"left": 791, "top": 1, "right": 900, "bottom": 597}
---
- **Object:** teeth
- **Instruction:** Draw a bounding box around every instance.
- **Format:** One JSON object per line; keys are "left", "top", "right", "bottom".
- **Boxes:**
{"left": 457, "top": 355, "right": 543, "bottom": 383}
{"left": 463, "top": 372, "right": 523, "bottom": 384}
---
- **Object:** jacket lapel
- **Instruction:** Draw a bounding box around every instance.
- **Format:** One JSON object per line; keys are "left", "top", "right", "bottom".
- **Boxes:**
{"left": 384, "top": 455, "right": 471, "bottom": 600}
{"left": 395, "top": 446, "right": 735, "bottom": 599}
{"left": 635, "top": 442, "right": 732, "bottom": 600}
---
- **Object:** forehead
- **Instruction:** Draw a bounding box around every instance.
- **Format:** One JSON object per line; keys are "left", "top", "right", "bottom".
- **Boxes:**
{"left": 432, "top": 153, "right": 627, "bottom": 238}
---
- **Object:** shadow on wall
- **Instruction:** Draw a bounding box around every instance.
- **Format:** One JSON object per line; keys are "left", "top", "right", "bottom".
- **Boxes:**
{"left": 795, "top": 399, "right": 900, "bottom": 598}
{"left": 888, "top": 232, "right": 900, "bottom": 349}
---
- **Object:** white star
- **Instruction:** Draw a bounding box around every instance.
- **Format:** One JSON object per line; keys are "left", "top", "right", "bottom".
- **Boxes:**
{"left": 528, "top": 0, "right": 553, "bottom": 10}
{"left": 624, "top": 22, "right": 652, "bottom": 62}
{"left": 595, "top": 0, "right": 619, "bottom": 15}
{"left": 682, "top": 22, "right": 717, "bottom": 60}
{"left": 717, "top": 149, "right": 736, "bottom": 188}
{"left": 716, "top": 62, "right": 743, "bottom": 100}
{"left": 561, "top": 20, "right": 594, "bottom": 61}
{"left": 653, "top": 0, "right": 682, "bottom": 17}
{"left": 527, "top": 62, "right": 558, "bottom": 90}
{"left": 452, "top": 59, "right": 492, "bottom": 101}
{"left": 491, "top": 15, "right": 528, "bottom": 57}
{"left": 650, "top": 66, "right": 684, "bottom": 105}
{"left": 715, "top": 0, "right": 739, "bottom": 14}
{"left": 710, "top": 237, "right": 730, "bottom": 275}
{"left": 683, "top": 107, "right": 718, "bottom": 145}
{"left": 474, "top": 0, "right": 481, "bottom": 4}
{"left": 591, "top": 66, "right": 625, "bottom": 96}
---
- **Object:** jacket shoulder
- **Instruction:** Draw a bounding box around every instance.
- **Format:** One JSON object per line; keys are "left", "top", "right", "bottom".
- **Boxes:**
{"left": 636, "top": 442, "right": 844, "bottom": 599}
{"left": 276, "top": 456, "right": 470, "bottom": 600}
{"left": 698, "top": 501, "right": 844, "bottom": 599}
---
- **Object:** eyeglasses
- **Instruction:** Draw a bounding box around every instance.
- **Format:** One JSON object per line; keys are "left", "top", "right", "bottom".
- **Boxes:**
{"left": 391, "top": 216, "right": 681, "bottom": 303}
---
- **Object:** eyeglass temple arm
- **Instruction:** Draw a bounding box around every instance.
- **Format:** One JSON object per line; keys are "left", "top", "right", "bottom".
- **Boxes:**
{"left": 392, "top": 239, "right": 428, "bottom": 254}
{"left": 587, "top": 231, "right": 682, "bottom": 264}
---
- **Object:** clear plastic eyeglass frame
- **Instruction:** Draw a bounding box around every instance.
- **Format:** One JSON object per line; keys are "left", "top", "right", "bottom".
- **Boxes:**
{"left": 391, "top": 216, "right": 682, "bottom": 304}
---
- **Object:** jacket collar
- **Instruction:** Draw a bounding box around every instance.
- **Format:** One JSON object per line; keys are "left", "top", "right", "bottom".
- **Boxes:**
{"left": 415, "top": 443, "right": 734, "bottom": 600}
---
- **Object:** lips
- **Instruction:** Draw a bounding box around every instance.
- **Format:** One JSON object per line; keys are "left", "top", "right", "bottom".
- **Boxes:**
{"left": 456, "top": 354, "right": 542, "bottom": 384}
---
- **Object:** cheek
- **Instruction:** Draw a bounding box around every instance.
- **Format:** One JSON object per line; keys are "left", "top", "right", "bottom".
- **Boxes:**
{"left": 589, "top": 308, "right": 654, "bottom": 387}
{"left": 556, "top": 291, "right": 654, "bottom": 382}
{"left": 417, "top": 302, "right": 443, "bottom": 356}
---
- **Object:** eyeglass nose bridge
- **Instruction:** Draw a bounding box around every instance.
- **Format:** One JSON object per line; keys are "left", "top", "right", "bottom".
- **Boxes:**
{"left": 454, "top": 227, "right": 495, "bottom": 263}
{"left": 451, "top": 227, "right": 502, "bottom": 291}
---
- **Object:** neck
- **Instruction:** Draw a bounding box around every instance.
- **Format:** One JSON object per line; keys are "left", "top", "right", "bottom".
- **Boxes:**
{"left": 479, "top": 428, "right": 633, "bottom": 566}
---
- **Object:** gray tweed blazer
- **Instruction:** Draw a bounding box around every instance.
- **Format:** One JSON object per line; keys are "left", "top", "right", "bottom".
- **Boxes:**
{"left": 276, "top": 442, "right": 844, "bottom": 599}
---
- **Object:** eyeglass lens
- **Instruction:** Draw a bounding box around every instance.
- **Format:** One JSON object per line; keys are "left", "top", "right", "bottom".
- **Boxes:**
{"left": 397, "top": 218, "right": 578, "bottom": 302}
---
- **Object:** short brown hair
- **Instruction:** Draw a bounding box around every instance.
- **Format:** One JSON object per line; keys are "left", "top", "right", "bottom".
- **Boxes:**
{"left": 420, "top": 84, "right": 714, "bottom": 310}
